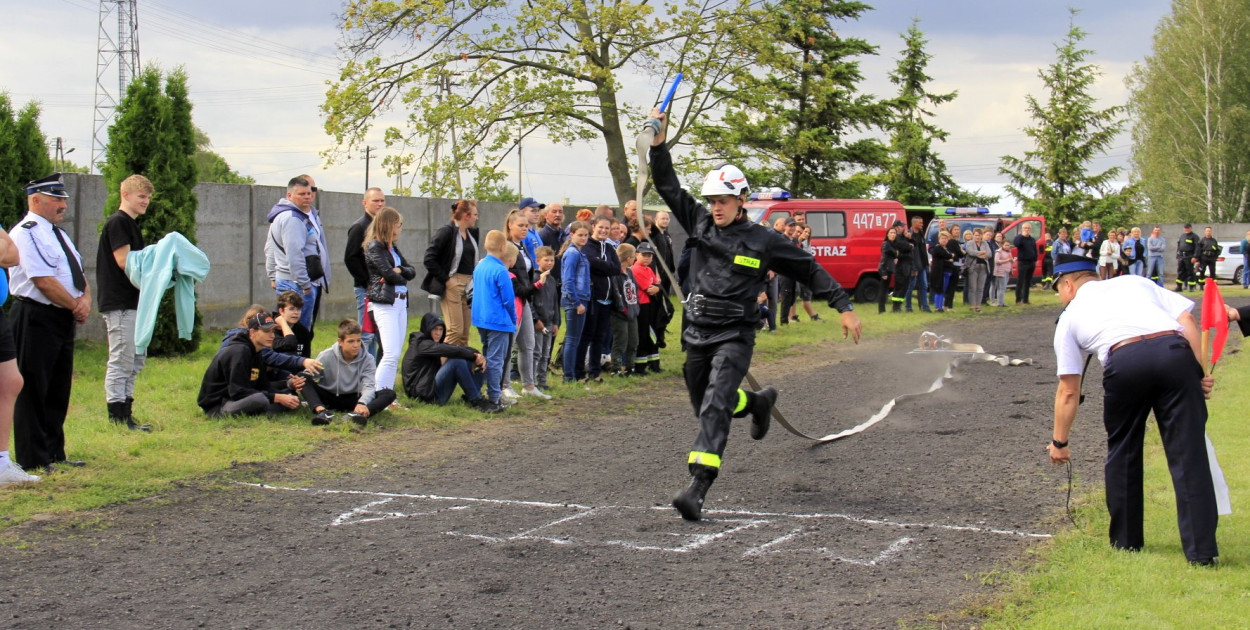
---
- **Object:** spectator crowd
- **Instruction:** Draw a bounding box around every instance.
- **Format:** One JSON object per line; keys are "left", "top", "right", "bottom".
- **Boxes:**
{"left": 3, "top": 168, "right": 1245, "bottom": 489}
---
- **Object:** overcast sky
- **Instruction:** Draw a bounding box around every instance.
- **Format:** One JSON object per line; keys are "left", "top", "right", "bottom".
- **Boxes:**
{"left": 5, "top": 0, "right": 1170, "bottom": 210}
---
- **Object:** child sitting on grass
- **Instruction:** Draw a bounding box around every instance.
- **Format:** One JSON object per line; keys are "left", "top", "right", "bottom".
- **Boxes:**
{"left": 303, "top": 319, "right": 395, "bottom": 426}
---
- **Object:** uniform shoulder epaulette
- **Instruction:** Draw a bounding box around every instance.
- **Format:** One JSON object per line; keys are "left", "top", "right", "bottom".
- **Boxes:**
{"left": 19, "top": 221, "right": 36, "bottom": 229}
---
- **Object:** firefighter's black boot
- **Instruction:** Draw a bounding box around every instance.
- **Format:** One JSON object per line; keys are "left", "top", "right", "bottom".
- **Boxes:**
{"left": 748, "top": 386, "right": 777, "bottom": 440}
{"left": 673, "top": 464, "right": 717, "bottom": 522}
{"left": 648, "top": 359, "right": 662, "bottom": 374}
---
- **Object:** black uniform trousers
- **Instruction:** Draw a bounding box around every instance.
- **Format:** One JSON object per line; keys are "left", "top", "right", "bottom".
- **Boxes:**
{"left": 635, "top": 301, "right": 659, "bottom": 361}
{"left": 1177, "top": 256, "right": 1198, "bottom": 287}
{"left": 683, "top": 329, "right": 754, "bottom": 470}
{"left": 1015, "top": 260, "right": 1036, "bottom": 303}
{"left": 1102, "top": 335, "right": 1218, "bottom": 562}
{"left": 11, "top": 299, "right": 76, "bottom": 470}
{"left": 1196, "top": 257, "right": 1216, "bottom": 281}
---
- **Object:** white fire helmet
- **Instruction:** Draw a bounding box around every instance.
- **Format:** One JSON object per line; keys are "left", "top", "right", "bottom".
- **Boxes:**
{"left": 700, "top": 164, "right": 750, "bottom": 198}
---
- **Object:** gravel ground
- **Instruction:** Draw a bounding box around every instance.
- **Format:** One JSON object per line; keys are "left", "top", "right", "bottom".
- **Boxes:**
{"left": 5, "top": 301, "right": 1200, "bottom": 630}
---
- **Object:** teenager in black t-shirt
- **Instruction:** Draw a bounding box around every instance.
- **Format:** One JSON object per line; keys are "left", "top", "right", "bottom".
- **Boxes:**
{"left": 96, "top": 174, "right": 151, "bottom": 431}
{"left": 272, "top": 290, "right": 314, "bottom": 360}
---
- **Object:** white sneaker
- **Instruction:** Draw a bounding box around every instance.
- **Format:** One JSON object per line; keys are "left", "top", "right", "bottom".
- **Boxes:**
{"left": 0, "top": 460, "right": 41, "bottom": 485}
{"left": 501, "top": 388, "right": 522, "bottom": 402}
{"left": 522, "top": 387, "right": 552, "bottom": 400}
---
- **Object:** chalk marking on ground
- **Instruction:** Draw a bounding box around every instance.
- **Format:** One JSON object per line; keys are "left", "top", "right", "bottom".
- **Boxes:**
{"left": 694, "top": 506, "right": 1051, "bottom": 539}
{"left": 745, "top": 529, "right": 914, "bottom": 565}
{"left": 332, "top": 498, "right": 471, "bottom": 526}
{"left": 243, "top": 483, "right": 1052, "bottom": 543}
{"left": 604, "top": 519, "right": 771, "bottom": 553}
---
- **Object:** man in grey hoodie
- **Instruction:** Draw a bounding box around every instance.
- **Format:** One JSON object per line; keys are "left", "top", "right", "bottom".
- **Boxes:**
{"left": 265, "top": 176, "right": 328, "bottom": 335}
{"left": 304, "top": 319, "right": 395, "bottom": 426}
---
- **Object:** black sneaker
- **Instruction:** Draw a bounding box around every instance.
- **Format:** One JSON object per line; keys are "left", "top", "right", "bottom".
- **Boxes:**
{"left": 749, "top": 387, "right": 778, "bottom": 440}
{"left": 312, "top": 410, "right": 334, "bottom": 426}
{"left": 346, "top": 412, "right": 367, "bottom": 427}
{"left": 472, "top": 398, "right": 504, "bottom": 413}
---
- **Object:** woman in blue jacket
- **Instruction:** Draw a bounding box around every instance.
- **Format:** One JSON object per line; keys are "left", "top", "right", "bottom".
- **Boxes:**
{"left": 559, "top": 221, "right": 591, "bottom": 382}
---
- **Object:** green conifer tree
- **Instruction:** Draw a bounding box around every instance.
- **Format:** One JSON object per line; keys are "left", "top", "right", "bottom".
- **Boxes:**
{"left": 883, "top": 21, "right": 997, "bottom": 208}
{"left": 688, "top": 0, "right": 890, "bottom": 198}
{"left": 999, "top": 10, "right": 1129, "bottom": 228}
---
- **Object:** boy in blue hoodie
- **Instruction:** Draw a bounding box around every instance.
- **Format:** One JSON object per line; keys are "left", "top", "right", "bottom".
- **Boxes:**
{"left": 471, "top": 230, "right": 517, "bottom": 406}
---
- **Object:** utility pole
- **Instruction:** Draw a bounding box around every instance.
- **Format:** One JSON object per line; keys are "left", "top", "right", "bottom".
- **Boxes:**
{"left": 361, "top": 145, "right": 374, "bottom": 189}
{"left": 517, "top": 142, "right": 523, "bottom": 198}
{"left": 52, "top": 137, "right": 76, "bottom": 172}
{"left": 92, "top": 0, "right": 141, "bottom": 174}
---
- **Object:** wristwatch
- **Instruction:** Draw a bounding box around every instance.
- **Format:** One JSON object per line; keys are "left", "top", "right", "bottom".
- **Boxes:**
{"left": 1051, "top": 439, "right": 1069, "bottom": 449}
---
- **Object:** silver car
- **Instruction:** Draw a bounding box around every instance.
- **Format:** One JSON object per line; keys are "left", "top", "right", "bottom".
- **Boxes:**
{"left": 1214, "top": 240, "right": 1245, "bottom": 285}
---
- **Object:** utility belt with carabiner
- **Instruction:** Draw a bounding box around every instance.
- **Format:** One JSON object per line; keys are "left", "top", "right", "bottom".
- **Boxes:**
{"left": 684, "top": 293, "right": 756, "bottom": 326}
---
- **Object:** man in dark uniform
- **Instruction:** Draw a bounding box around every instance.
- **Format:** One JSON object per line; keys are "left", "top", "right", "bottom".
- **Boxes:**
{"left": 908, "top": 215, "right": 931, "bottom": 312}
{"left": 1047, "top": 253, "right": 1218, "bottom": 565}
{"left": 648, "top": 110, "right": 862, "bottom": 521}
{"left": 1176, "top": 223, "right": 1200, "bottom": 292}
{"left": 1196, "top": 226, "right": 1221, "bottom": 284}
{"left": 10, "top": 174, "right": 91, "bottom": 473}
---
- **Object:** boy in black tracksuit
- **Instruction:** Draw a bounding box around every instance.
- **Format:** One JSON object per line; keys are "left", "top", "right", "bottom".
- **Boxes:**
{"left": 198, "top": 313, "right": 304, "bottom": 417}
{"left": 647, "top": 110, "right": 862, "bottom": 521}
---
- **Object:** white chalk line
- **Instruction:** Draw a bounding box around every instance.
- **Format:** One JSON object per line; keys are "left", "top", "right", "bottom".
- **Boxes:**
{"left": 241, "top": 483, "right": 1051, "bottom": 540}
{"left": 604, "top": 519, "right": 771, "bottom": 553}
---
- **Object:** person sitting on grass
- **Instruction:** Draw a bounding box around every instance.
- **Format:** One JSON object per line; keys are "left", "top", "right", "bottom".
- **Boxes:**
{"left": 272, "top": 290, "right": 313, "bottom": 359}
{"left": 304, "top": 318, "right": 394, "bottom": 426}
{"left": 198, "top": 312, "right": 304, "bottom": 418}
{"left": 401, "top": 312, "right": 501, "bottom": 413}
{"left": 220, "top": 305, "right": 322, "bottom": 380}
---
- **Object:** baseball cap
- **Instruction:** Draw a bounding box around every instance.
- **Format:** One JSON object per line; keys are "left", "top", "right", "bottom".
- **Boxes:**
{"left": 248, "top": 313, "right": 278, "bottom": 331}
{"left": 518, "top": 196, "right": 545, "bottom": 210}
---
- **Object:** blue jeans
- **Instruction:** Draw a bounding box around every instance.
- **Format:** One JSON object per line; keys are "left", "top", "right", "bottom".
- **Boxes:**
{"left": 433, "top": 357, "right": 485, "bottom": 404}
{"left": 1244, "top": 255, "right": 1250, "bottom": 288}
{"left": 562, "top": 306, "right": 587, "bottom": 381}
{"left": 275, "top": 279, "right": 317, "bottom": 332}
{"left": 906, "top": 270, "right": 930, "bottom": 311}
{"left": 1147, "top": 256, "right": 1166, "bottom": 286}
{"left": 1129, "top": 260, "right": 1145, "bottom": 277}
{"left": 353, "top": 286, "right": 378, "bottom": 357}
{"left": 480, "top": 329, "right": 510, "bottom": 404}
